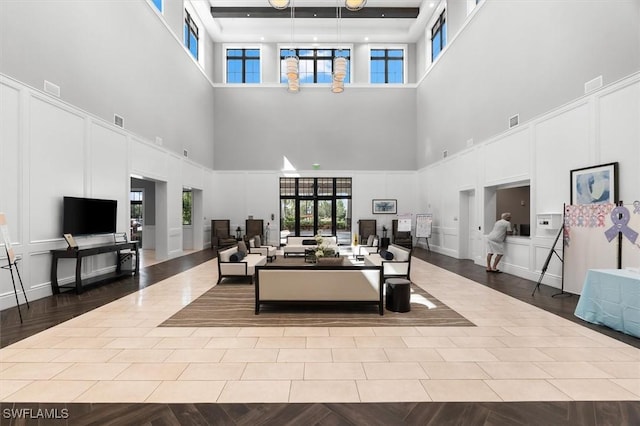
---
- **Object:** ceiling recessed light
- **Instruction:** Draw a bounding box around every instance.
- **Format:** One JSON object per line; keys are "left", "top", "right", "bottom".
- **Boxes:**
{"left": 260, "top": 36, "right": 265, "bottom": 41}
{"left": 430, "top": 2, "right": 435, "bottom": 7}
{"left": 364, "top": 36, "right": 369, "bottom": 41}
{"left": 246, "top": 13, "right": 250, "bottom": 16}
{"left": 313, "top": 36, "right": 318, "bottom": 41}
{"left": 381, "top": 13, "right": 385, "bottom": 17}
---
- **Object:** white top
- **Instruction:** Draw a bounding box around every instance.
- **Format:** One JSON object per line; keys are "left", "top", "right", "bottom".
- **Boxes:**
{"left": 488, "top": 219, "right": 512, "bottom": 242}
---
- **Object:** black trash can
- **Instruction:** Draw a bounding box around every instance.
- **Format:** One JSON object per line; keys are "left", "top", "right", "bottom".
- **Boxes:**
{"left": 385, "top": 278, "right": 411, "bottom": 313}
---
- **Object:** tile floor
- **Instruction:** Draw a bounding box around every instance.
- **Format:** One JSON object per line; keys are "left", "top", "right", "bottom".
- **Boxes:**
{"left": 1, "top": 255, "right": 638, "bottom": 403}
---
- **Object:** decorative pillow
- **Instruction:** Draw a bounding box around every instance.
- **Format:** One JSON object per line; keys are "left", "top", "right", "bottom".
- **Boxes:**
{"left": 249, "top": 238, "right": 256, "bottom": 248}
{"left": 302, "top": 239, "right": 317, "bottom": 245}
{"left": 237, "top": 241, "right": 248, "bottom": 256}
{"left": 255, "top": 235, "right": 262, "bottom": 247}
{"left": 366, "top": 235, "right": 375, "bottom": 246}
{"left": 229, "top": 251, "right": 245, "bottom": 262}
{"left": 372, "top": 236, "right": 379, "bottom": 246}
{"left": 380, "top": 249, "right": 394, "bottom": 260}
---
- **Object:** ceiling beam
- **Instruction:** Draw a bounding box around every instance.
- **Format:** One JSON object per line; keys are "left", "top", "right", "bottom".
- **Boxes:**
{"left": 210, "top": 7, "right": 420, "bottom": 20}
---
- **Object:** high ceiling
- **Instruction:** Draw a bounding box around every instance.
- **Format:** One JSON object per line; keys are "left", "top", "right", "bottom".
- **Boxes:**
{"left": 194, "top": 1, "right": 437, "bottom": 44}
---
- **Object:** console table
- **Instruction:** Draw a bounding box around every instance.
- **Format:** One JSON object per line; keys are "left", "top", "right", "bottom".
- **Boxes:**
{"left": 50, "top": 241, "right": 139, "bottom": 294}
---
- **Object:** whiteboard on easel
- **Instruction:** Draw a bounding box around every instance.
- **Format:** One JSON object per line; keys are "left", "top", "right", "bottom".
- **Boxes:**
{"left": 416, "top": 214, "right": 433, "bottom": 238}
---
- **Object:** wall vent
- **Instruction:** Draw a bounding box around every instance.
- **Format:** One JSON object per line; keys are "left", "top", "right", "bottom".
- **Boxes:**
{"left": 43, "top": 80, "right": 60, "bottom": 97}
{"left": 442, "top": 150, "right": 448, "bottom": 158}
{"left": 183, "top": 149, "right": 189, "bottom": 158}
{"left": 509, "top": 114, "right": 519, "bottom": 129}
{"left": 584, "top": 75, "right": 603, "bottom": 94}
{"left": 114, "top": 114, "right": 124, "bottom": 128}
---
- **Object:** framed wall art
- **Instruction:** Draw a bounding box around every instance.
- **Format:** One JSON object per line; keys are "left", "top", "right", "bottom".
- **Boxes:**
{"left": 372, "top": 199, "right": 397, "bottom": 214}
{"left": 570, "top": 162, "right": 618, "bottom": 205}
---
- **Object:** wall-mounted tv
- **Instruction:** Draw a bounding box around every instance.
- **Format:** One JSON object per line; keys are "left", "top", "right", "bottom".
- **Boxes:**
{"left": 63, "top": 196, "right": 117, "bottom": 236}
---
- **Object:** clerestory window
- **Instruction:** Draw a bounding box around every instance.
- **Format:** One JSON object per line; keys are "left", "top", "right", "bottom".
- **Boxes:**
{"left": 370, "top": 48, "right": 404, "bottom": 84}
{"left": 226, "top": 49, "right": 261, "bottom": 83}
{"left": 280, "top": 49, "right": 351, "bottom": 84}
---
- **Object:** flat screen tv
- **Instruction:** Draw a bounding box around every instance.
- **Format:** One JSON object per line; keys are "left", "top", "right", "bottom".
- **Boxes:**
{"left": 63, "top": 196, "right": 117, "bottom": 236}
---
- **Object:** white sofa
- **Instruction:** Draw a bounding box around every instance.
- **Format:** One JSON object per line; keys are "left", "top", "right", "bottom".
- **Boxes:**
{"left": 364, "top": 243, "right": 411, "bottom": 280}
{"left": 283, "top": 235, "right": 339, "bottom": 257}
{"left": 217, "top": 245, "right": 267, "bottom": 284}
{"left": 255, "top": 265, "right": 384, "bottom": 314}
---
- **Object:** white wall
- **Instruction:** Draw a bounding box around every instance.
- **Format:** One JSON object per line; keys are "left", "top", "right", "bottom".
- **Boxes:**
{"left": 419, "top": 73, "right": 640, "bottom": 289}
{"left": 0, "top": 0, "right": 216, "bottom": 169}
{"left": 0, "top": 75, "right": 214, "bottom": 310}
{"left": 212, "top": 86, "right": 417, "bottom": 171}
{"left": 416, "top": 0, "right": 640, "bottom": 167}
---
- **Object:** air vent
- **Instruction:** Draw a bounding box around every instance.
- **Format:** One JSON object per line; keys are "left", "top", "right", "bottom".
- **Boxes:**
{"left": 43, "top": 80, "right": 60, "bottom": 97}
{"left": 509, "top": 114, "right": 519, "bottom": 129}
{"left": 183, "top": 149, "right": 189, "bottom": 158}
{"left": 584, "top": 75, "right": 603, "bottom": 94}
{"left": 442, "top": 150, "right": 448, "bottom": 159}
{"left": 114, "top": 114, "right": 124, "bottom": 128}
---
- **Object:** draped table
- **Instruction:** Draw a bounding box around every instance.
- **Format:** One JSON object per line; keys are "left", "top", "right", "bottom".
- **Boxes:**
{"left": 574, "top": 268, "right": 640, "bottom": 337}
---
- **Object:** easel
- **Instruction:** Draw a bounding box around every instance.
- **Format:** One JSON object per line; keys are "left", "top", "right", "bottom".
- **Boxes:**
{"left": 532, "top": 210, "right": 567, "bottom": 297}
{"left": 415, "top": 214, "right": 433, "bottom": 252}
{"left": 416, "top": 237, "right": 430, "bottom": 251}
{"left": 1, "top": 213, "right": 30, "bottom": 323}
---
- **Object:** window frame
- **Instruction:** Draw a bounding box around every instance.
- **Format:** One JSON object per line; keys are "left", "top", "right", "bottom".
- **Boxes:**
{"left": 184, "top": 8, "right": 200, "bottom": 61}
{"left": 150, "top": 0, "right": 162, "bottom": 13}
{"left": 430, "top": 8, "right": 447, "bottom": 62}
{"left": 224, "top": 45, "right": 262, "bottom": 84}
{"left": 278, "top": 46, "right": 353, "bottom": 84}
{"left": 368, "top": 45, "right": 407, "bottom": 84}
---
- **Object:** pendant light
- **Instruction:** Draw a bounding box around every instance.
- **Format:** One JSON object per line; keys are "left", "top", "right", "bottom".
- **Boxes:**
{"left": 284, "top": 1, "right": 299, "bottom": 92}
{"left": 332, "top": 2, "right": 346, "bottom": 93}
{"left": 268, "top": 0, "right": 289, "bottom": 10}
{"left": 345, "top": 0, "right": 367, "bottom": 11}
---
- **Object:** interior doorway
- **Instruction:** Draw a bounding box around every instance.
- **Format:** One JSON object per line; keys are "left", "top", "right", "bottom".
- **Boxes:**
{"left": 459, "top": 189, "right": 481, "bottom": 262}
{"left": 130, "top": 176, "right": 168, "bottom": 265}
{"left": 182, "top": 187, "right": 203, "bottom": 251}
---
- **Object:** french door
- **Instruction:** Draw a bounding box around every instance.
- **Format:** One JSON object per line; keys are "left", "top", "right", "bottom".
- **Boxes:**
{"left": 280, "top": 177, "right": 351, "bottom": 245}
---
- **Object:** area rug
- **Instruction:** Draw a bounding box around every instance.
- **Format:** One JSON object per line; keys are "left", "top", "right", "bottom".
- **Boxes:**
{"left": 160, "top": 265, "right": 474, "bottom": 327}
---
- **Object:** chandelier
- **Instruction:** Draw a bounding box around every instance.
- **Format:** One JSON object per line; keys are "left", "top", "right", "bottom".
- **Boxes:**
{"left": 267, "top": 0, "right": 364, "bottom": 92}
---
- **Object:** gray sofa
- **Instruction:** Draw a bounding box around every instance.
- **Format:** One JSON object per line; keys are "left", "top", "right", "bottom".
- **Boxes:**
{"left": 255, "top": 265, "right": 384, "bottom": 315}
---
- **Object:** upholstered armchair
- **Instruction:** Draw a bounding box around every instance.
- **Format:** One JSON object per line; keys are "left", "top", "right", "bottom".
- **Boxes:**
{"left": 358, "top": 219, "right": 377, "bottom": 246}
{"left": 392, "top": 219, "right": 412, "bottom": 249}
{"left": 354, "top": 219, "right": 378, "bottom": 258}
{"left": 211, "top": 220, "right": 237, "bottom": 250}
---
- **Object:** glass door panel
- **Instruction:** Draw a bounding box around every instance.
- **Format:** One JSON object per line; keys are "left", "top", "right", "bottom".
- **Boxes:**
{"left": 299, "top": 199, "right": 315, "bottom": 236}
{"left": 280, "top": 199, "right": 295, "bottom": 245}
{"left": 336, "top": 198, "right": 351, "bottom": 245}
{"left": 317, "top": 199, "right": 333, "bottom": 235}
